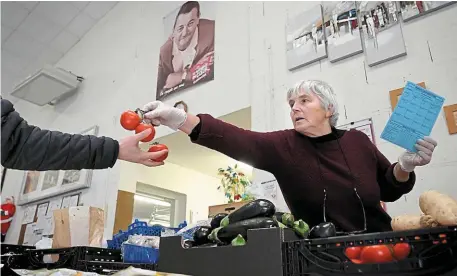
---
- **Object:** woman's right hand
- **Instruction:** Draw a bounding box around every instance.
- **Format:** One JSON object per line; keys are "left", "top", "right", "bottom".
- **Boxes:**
{"left": 142, "top": 101, "right": 187, "bottom": 130}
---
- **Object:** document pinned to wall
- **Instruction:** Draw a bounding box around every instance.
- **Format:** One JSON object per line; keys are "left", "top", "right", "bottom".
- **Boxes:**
{"left": 36, "top": 215, "right": 55, "bottom": 236}
{"left": 47, "top": 198, "right": 62, "bottom": 216}
{"left": 69, "top": 194, "right": 80, "bottom": 207}
{"left": 36, "top": 202, "right": 49, "bottom": 218}
{"left": 248, "top": 169, "right": 290, "bottom": 213}
{"left": 61, "top": 196, "right": 71, "bottom": 209}
{"left": 338, "top": 118, "right": 375, "bottom": 144}
{"left": 23, "top": 223, "right": 42, "bottom": 246}
{"left": 22, "top": 204, "right": 37, "bottom": 224}
{"left": 381, "top": 82, "right": 445, "bottom": 152}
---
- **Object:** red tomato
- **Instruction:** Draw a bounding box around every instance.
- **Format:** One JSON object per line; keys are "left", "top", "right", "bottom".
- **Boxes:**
{"left": 120, "top": 110, "right": 141, "bottom": 130}
{"left": 148, "top": 144, "right": 169, "bottom": 162}
{"left": 135, "top": 123, "right": 155, "bottom": 142}
{"left": 350, "top": 259, "right": 364, "bottom": 264}
{"left": 345, "top": 247, "right": 363, "bottom": 260}
{"left": 393, "top": 243, "right": 411, "bottom": 260}
{"left": 360, "top": 245, "right": 394, "bottom": 264}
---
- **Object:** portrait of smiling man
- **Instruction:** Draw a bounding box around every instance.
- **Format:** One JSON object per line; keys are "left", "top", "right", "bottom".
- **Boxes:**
{"left": 157, "top": 1, "right": 215, "bottom": 100}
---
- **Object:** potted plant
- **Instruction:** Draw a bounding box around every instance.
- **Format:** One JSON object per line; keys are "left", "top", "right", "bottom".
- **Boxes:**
{"left": 217, "top": 164, "right": 255, "bottom": 203}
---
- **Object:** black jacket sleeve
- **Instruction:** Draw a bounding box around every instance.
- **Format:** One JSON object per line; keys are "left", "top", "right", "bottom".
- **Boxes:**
{"left": 1, "top": 99, "right": 119, "bottom": 171}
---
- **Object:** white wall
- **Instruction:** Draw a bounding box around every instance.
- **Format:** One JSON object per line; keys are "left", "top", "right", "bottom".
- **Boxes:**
{"left": 249, "top": 2, "right": 457, "bottom": 218}
{"left": 2, "top": 1, "right": 252, "bottom": 243}
{"left": 119, "top": 161, "right": 226, "bottom": 222}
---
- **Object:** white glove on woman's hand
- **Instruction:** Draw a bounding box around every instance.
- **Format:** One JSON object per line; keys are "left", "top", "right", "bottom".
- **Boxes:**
{"left": 142, "top": 101, "right": 187, "bottom": 130}
{"left": 398, "top": 136, "right": 437, "bottom": 172}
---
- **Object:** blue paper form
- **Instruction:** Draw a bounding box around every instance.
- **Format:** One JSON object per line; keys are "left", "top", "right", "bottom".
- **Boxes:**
{"left": 381, "top": 82, "right": 445, "bottom": 152}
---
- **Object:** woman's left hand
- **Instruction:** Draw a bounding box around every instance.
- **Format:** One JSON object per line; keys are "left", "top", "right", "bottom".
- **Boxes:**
{"left": 398, "top": 136, "right": 437, "bottom": 172}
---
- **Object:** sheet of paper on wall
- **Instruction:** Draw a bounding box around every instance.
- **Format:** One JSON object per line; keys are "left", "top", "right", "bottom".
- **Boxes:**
{"left": 37, "top": 214, "right": 55, "bottom": 236}
{"left": 61, "top": 196, "right": 71, "bottom": 209}
{"left": 69, "top": 194, "right": 79, "bottom": 207}
{"left": 23, "top": 223, "right": 42, "bottom": 246}
{"left": 381, "top": 82, "right": 445, "bottom": 152}
{"left": 36, "top": 203, "right": 49, "bottom": 218}
{"left": 47, "top": 198, "right": 62, "bottom": 216}
{"left": 22, "top": 204, "right": 37, "bottom": 224}
{"left": 261, "top": 180, "right": 278, "bottom": 202}
{"left": 338, "top": 118, "right": 375, "bottom": 144}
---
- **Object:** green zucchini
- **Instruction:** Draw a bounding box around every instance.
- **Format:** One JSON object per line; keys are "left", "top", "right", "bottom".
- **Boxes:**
{"left": 210, "top": 213, "right": 228, "bottom": 229}
{"left": 220, "top": 199, "right": 276, "bottom": 227}
{"left": 292, "top": 219, "right": 310, "bottom": 238}
{"left": 209, "top": 217, "right": 278, "bottom": 244}
{"left": 231, "top": 234, "right": 246, "bottom": 246}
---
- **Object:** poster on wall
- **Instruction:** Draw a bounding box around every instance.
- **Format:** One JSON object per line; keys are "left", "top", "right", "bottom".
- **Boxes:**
{"left": 400, "top": 1, "right": 456, "bottom": 22}
{"left": 286, "top": 4, "right": 327, "bottom": 70}
{"left": 156, "top": 1, "right": 216, "bottom": 100}
{"left": 323, "top": 1, "right": 363, "bottom": 63}
{"left": 358, "top": 1, "right": 407, "bottom": 67}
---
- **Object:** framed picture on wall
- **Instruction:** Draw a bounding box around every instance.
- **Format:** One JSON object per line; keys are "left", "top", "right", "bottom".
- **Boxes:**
{"left": 156, "top": 1, "right": 216, "bottom": 100}
{"left": 443, "top": 104, "right": 457, "bottom": 135}
{"left": 358, "top": 1, "right": 407, "bottom": 67}
{"left": 400, "top": 1, "right": 456, "bottom": 22}
{"left": 17, "top": 126, "right": 99, "bottom": 206}
{"left": 286, "top": 4, "right": 328, "bottom": 70}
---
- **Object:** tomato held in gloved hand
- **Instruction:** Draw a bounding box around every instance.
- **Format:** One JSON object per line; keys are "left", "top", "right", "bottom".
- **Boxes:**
{"left": 148, "top": 144, "right": 169, "bottom": 162}
{"left": 360, "top": 245, "right": 394, "bottom": 264}
{"left": 120, "top": 110, "right": 141, "bottom": 130}
{"left": 135, "top": 123, "right": 155, "bottom": 142}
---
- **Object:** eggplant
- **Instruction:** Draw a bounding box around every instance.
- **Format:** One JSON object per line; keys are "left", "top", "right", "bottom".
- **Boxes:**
{"left": 273, "top": 212, "right": 295, "bottom": 228}
{"left": 308, "top": 222, "right": 336, "bottom": 239}
{"left": 210, "top": 213, "right": 228, "bottom": 229}
{"left": 183, "top": 240, "right": 194, "bottom": 248}
{"left": 209, "top": 217, "right": 278, "bottom": 244}
{"left": 220, "top": 199, "right": 276, "bottom": 227}
{"left": 193, "top": 226, "right": 212, "bottom": 246}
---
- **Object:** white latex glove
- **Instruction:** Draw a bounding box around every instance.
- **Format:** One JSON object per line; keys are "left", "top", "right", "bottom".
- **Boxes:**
{"left": 398, "top": 136, "right": 437, "bottom": 172}
{"left": 142, "top": 101, "right": 187, "bottom": 130}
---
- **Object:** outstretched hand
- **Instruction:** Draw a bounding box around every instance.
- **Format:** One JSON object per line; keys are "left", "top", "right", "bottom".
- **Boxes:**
{"left": 118, "top": 129, "right": 168, "bottom": 167}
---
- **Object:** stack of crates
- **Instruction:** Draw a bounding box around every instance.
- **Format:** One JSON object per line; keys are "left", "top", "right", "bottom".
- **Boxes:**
{"left": 107, "top": 220, "right": 190, "bottom": 250}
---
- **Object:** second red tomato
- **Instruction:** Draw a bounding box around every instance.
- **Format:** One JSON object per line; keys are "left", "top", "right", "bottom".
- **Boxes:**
{"left": 345, "top": 247, "right": 363, "bottom": 260}
{"left": 360, "top": 245, "right": 394, "bottom": 264}
{"left": 135, "top": 124, "right": 155, "bottom": 142}
{"left": 393, "top": 243, "right": 411, "bottom": 260}
{"left": 148, "top": 144, "right": 169, "bottom": 162}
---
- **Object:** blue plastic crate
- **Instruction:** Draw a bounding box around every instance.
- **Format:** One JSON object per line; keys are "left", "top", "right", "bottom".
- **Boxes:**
{"left": 107, "top": 220, "right": 188, "bottom": 250}
{"left": 122, "top": 243, "right": 159, "bottom": 264}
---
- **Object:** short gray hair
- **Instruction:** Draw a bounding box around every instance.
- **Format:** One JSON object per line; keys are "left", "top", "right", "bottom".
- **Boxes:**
{"left": 286, "top": 80, "right": 339, "bottom": 126}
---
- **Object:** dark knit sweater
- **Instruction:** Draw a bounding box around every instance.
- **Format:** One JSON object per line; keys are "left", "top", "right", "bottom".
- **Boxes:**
{"left": 189, "top": 114, "right": 416, "bottom": 233}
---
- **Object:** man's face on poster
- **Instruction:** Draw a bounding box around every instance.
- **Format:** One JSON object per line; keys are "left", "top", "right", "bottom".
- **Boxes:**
{"left": 173, "top": 8, "right": 200, "bottom": 51}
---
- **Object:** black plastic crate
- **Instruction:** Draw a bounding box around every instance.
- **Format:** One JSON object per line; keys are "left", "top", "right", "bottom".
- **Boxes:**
{"left": 1, "top": 244, "right": 36, "bottom": 269}
{"left": 79, "top": 261, "right": 157, "bottom": 275}
{"left": 9, "top": 247, "right": 122, "bottom": 271}
{"left": 158, "top": 227, "right": 300, "bottom": 276}
{"left": 283, "top": 226, "right": 457, "bottom": 276}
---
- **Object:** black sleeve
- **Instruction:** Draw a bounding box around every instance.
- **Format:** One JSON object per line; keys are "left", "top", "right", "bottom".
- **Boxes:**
{"left": 1, "top": 99, "right": 119, "bottom": 171}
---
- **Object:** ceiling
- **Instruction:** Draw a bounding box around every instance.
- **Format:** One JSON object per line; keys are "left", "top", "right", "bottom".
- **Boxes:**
{"left": 145, "top": 107, "right": 253, "bottom": 179}
{"left": 1, "top": 1, "right": 118, "bottom": 97}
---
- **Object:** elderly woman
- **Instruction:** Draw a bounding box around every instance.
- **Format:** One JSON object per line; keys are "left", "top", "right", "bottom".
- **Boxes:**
{"left": 142, "top": 80, "right": 437, "bottom": 233}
